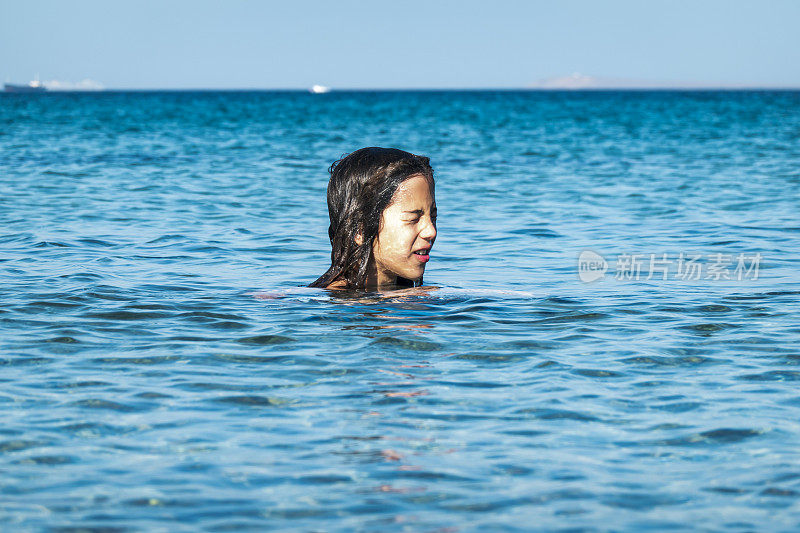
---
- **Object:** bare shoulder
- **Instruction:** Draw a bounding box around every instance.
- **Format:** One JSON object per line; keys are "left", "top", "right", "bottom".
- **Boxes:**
{"left": 377, "top": 285, "right": 441, "bottom": 298}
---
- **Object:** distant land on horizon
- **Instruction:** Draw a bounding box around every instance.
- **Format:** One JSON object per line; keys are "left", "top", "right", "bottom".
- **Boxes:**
{"left": 526, "top": 73, "right": 800, "bottom": 90}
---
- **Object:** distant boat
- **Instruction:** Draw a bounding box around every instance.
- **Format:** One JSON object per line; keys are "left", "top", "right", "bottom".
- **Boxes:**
{"left": 4, "top": 79, "right": 47, "bottom": 93}
{"left": 310, "top": 85, "right": 330, "bottom": 94}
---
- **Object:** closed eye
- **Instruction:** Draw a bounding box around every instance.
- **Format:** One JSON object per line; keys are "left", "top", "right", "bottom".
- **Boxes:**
{"left": 403, "top": 207, "right": 437, "bottom": 224}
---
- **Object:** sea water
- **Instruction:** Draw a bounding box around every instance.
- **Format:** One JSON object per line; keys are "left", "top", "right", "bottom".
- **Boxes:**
{"left": 1, "top": 90, "right": 799, "bottom": 531}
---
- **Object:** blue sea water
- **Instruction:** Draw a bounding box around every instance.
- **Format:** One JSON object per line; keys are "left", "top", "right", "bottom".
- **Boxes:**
{"left": 1, "top": 90, "right": 800, "bottom": 531}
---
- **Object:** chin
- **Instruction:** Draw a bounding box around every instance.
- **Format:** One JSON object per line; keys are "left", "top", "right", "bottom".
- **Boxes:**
{"left": 402, "top": 268, "right": 425, "bottom": 282}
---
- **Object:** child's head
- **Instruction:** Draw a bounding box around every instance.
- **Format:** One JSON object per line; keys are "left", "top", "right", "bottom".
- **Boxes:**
{"left": 310, "top": 147, "right": 436, "bottom": 290}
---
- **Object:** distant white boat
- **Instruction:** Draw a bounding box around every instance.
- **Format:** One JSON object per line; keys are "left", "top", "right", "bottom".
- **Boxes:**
{"left": 4, "top": 74, "right": 46, "bottom": 93}
{"left": 310, "top": 85, "right": 330, "bottom": 94}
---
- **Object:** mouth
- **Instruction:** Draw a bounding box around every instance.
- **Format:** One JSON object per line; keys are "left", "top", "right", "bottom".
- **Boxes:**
{"left": 412, "top": 248, "right": 431, "bottom": 263}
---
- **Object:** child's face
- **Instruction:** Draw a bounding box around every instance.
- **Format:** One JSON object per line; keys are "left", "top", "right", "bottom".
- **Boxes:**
{"left": 372, "top": 175, "right": 437, "bottom": 287}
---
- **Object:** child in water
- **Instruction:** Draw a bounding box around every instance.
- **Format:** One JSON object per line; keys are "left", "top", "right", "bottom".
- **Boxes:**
{"left": 309, "top": 147, "right": 437, "bottom": 291}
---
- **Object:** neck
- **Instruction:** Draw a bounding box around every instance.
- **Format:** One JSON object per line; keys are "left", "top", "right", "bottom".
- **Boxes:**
{"left": 363, "top": 262, "right": 397, "bottom": 290}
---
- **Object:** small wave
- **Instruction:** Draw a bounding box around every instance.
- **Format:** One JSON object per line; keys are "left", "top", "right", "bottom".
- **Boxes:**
{"left": 71, "top": 399, "right": 142, "bottom": 412}
{"left": 83, "top": 310, "right": 172, "bottom": 320}
{"left": 649, "top": 428, "right": 764, "bottom": 446}
{"left": 370, "top": 336, "right": 442, "bottom": 351}
{"left": 0, "top": 439, "right": 47, "bottom": 453}
{"left": 213, "top": 395, "right": 291, "bottom": 407}
{"left": 235, "top": 335, "right": 295, "bottom": 346}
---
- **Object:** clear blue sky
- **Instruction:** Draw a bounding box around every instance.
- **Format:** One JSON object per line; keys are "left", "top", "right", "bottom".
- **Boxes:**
{"left": 2, "top": 0, "right": 799, "bottom": 89}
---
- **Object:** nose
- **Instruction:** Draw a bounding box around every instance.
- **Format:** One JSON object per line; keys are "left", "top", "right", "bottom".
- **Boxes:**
{"left": 420, "top": 216, "right": 437, "bottom": 243}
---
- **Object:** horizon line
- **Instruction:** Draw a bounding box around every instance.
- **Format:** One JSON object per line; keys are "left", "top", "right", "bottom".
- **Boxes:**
{"left": 8, "top": 85, "right": 800, "bottom": 93}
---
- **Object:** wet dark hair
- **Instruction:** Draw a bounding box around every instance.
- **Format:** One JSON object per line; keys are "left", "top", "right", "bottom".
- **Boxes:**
{"left": 309, "top": 147, "right": 435, "bottom": 289}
